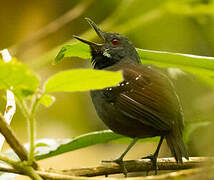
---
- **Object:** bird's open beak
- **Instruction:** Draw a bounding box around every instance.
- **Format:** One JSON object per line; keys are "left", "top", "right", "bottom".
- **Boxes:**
{"left": 73, "top": 18, "right": 106, "bottom": 52}
{"left": 85, "top": 18, "right": 105, "bottom": 41}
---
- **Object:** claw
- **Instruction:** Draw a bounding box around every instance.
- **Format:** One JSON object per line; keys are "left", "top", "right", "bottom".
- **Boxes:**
{"left": 101, "top": 138, "right": 138, "bottom": 177}
{"left": 102, "top": 158, "right": 128, "bottom": 177}
{"left": 142, "top": 154, "right": 158, "bottom": 175}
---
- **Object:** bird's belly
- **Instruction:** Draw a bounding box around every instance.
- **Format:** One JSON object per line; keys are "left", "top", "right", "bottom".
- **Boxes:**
{"left": 90, "top": 90, "right": 163, "bottom": 138}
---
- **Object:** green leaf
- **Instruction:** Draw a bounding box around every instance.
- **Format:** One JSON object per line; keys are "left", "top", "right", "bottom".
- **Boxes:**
{"left": 35, "top": 130, "right": 123, "bottom": 160}
{"left": 39, "top": 94, "right": 55, "bottom": 107}
{"left": 112, "top": 136, "right": 159, "bottom": 143}
{"left": 35, "top": 142, "right": 49, "bottom": 148}
{"left": 142, "top": 59, "right": 214, "bottom": 88}
{"left": 0, "top": 61, "right": 39, "bottom": 98}
{"left": 2, "top": 131, "right": 161, "bottom": 161}
{"left": 54, "top": 43, "right": 90, "bottom": 64}
{"left": 35, "top": 131, "right": 160, "bottom": 160}
{"left": 44, "top": 69, "right": 123, "bottom": 93}
{"left": 54, "top": 43, "right": 214, "bottom": 88}
{"left": 137, "top": 49, "right": 214, "bottom": 71}
{"left": 55, "top": 43, "right": 214, "bottom": 71}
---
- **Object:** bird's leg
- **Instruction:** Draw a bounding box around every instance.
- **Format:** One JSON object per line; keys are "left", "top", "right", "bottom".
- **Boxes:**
{"left": 102, "top": 137, "right": 138, "bottom": 177}
{"left": 142, "top": 136, "right": 164, "bottom": 175}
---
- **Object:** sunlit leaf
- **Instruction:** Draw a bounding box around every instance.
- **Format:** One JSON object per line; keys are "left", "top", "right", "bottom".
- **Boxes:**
{"left": 54, "top": 43, "right": 90, "bottom": 64}
{"left": 2, "top": 130, "right": 158, "bottom": 161}
{"left": 55, "top": 43, "right": 214, "bottom": 71}
{"left": 44, "top": 69, "right": 123, "bottom": 93}
{"left": 5, "top": 132, "right": 160, "bottom": 162}
{"left": 142, "top": 59, "right": 214, "bottom": 88}
{"left": 35, "top": 130, "right": 124, "bottom": 160}
{"left": 55, "top": 43, "right": 214, "bottom": 88}
{"left": 137, "top": 49, "right": 214, "bottom": 71}
{"left": 39, "top": 94, "right": 55, "bottom": 107}
{"left": 0, "top": 60, "right": 39, "bottom": 98}
{"left": 35, "top": 142, "right": 49, "bottom": 148}
{"left": 112, "top": 136, "right": 159, "bottom": 143}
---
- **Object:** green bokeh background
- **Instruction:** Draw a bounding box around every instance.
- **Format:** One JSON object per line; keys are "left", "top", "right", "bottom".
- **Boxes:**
{"left": 1, "top": 0, "right": 214, "bottom": 178}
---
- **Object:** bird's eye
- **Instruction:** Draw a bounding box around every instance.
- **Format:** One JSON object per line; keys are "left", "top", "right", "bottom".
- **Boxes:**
{"left": 111, "top": 39, "right": 119, "bottom": 46}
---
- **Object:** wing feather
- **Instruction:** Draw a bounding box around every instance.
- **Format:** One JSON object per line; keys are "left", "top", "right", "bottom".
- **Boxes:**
{"left": 105, "top": 64, "right": 183, "bottom": 131}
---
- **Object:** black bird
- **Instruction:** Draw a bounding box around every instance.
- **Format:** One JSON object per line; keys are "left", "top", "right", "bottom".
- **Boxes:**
{"left": 73, "top": 18, "right": 189, "bottom": 176}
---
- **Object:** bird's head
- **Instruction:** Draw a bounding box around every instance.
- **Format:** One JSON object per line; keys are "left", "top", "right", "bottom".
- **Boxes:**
{"left": 73, "top": 18, "right": 140, "bottom": 69}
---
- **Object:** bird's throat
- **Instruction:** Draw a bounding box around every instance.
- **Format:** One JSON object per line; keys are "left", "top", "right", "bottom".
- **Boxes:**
{"left": 91, "top": 50, "right": 117, "bottom": 69}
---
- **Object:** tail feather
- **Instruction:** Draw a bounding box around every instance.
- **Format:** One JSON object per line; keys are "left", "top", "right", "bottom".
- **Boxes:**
{"left": 166, "top": 130, "right": 189, "bottom": 163}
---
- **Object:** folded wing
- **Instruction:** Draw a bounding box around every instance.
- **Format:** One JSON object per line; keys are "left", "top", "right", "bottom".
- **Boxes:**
{"left": 107, "top": 65, "right": 184, "bottom": 132}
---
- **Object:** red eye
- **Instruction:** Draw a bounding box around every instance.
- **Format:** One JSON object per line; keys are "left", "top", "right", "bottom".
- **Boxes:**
{"left": 112, "top": 39, "right": 119, "bottom": 46}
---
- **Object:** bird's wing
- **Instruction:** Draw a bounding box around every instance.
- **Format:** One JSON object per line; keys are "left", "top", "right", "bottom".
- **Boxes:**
{"left": 105, "top": 65, "right": 183, "bottom": 131}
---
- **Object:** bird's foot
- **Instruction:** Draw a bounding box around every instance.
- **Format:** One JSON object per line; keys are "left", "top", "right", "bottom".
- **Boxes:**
{"left": 142, "top": 154, "right": 158, "bottom": 175}
{"left": 101, "top": 158, "right": 128, "bottom": 177}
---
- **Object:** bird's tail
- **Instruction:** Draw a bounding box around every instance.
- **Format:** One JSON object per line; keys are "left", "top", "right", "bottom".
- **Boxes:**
{"left": 165, "top": 129, "right": 189, "bottom": 163}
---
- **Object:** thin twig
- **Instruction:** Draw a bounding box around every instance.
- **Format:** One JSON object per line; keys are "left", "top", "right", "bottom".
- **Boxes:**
{"left": 10, "top": 0, "right": 94, "bottom": 55}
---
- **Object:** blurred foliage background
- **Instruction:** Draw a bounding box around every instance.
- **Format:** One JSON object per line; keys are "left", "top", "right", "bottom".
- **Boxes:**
{"left": 1, "top": 0, "right": 214, "bottom": 178}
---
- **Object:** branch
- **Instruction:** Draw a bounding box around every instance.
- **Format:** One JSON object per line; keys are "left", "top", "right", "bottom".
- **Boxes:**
{"left": 49, "top": 157, "right": 213, "bottom": 177}
{"left": 0, "top": 157, "right": 212, "bottom": 180}
{"left": 0, "top": 153, "right": 42, "bottom": 180}
{"left": 42, "top": 166, "right": 214, "bottom": 180}
{"left": 0, "top": 113, "right": 38, "bottom": 169}
{"left": 144, "top": 166, "right": 214, "bottom": 180}
{"left": 0, "top": 113, "right": 28, "bottom": 162}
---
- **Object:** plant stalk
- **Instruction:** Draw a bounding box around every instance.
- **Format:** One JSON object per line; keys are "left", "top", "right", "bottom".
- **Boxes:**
{"left": 17, "top": 95, "right": 40, "bottom": 164}
{"left": 28, "top": 96, "right": 40, "bottom": 162}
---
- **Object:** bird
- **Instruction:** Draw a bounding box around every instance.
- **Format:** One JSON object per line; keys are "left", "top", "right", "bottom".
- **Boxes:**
{"left": 73, "top": 18, "right": 189, "bottom": 176}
